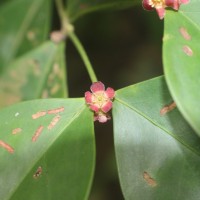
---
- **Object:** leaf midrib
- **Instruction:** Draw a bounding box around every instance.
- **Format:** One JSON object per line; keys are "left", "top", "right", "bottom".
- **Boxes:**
{"left": 115, "top": 97, "right": 200, "bottom": 157}
{"left": 179, "top": 9, "right": 200, "bottom": 33}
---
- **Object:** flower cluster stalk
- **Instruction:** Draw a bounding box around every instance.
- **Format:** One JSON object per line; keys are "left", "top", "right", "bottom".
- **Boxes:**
{"left": 55, "top": 0, "right": 98, "bottom": 83}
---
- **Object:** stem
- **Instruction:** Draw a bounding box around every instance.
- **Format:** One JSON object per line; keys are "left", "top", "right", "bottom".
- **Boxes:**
{"left": 55, "top": 0, "right": 98, "bottom": 83}
{"left": 69, "top": 32, "right": 98, "bottom": 83}
{"left": 55, "top": 0, "right": 73, "bottom": 33}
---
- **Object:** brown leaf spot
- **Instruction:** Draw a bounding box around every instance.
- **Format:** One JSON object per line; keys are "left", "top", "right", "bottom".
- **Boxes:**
{"left": 53, "top": 63, "right": 60, "bottom": 75}
{"left": 33, "top": 166, "right": 42, "bottom": 179}
{"left": 47, "top": 107, "right": 64, "bottom": 114}
{"left": 0, "top": 140, "right": 14, "bottom": 153}
{"left": 48, "top": 115, "right": 61, "bottom": 130}
{"left": 28, "top": 59, "right": 41, "bottom": 76}
{"left": 160, "top": 101, "right": 176, "bottom": 116}
{"left": 12, "top": 128, "right": 22, "bottom": 135}
{"left": 27, "top": 31, "right": 36, "bottom": 41}
{"left": 48, "top": 72, "right": 55, "bottom": 86}
{"left": 42, "top": 90, "right": 49, "bottom": 98}
{"left": 32, "top": 111, "right": 47, "bottom": 119}
{"left": 143, "top": 171, "right": 157, "bottom": 187}
{"left": 50, "top": 83, "right": 61, "bottom": 95}
{"left": 53, "top": 63, "right": 63, "bottom": 79}
{"left": 182, "top": 45, "right": 193, "bottom": 56}
{"left": 32, "top": 126, "right": 44, "bottom": 142}
{"left": 179, "top": 27, "right": 191, "bottom": 40}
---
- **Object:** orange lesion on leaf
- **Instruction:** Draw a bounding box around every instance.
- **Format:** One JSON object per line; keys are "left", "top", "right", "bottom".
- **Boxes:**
{"left": 33, "top": 166, "right": 42, "bottom": 179}
{"left": 12, "top": 128, "right": 22, "bottom": 135}
{"left": 0, "top": 140, "right": 14, "bottom": 153}
{"left": 28, "top": 59, "right": 41, "bottom": 77}
{"left": 50, "top": 83, "right": 61, "bottom": 95}
{"left": 26, "top": 30, "right": 36, "bottom": 41}
{"left": 32, "top": 111, "right": 47, "bottom": 119}
{"left": 179, "top": 27, "right": 191, "bottom": 41}
{"left": 41, "top": 89, "right": 49, "bottom": 98}
{"left": 31, "top": 107, "right": 64, "bottom": 141}
{"left": 182, "top": 45, "right": 193, "bottom": 56}
{"left": 47, "top": 107, "right": 64, "bottom": 114}
{"left": 143, "top": 171, "right": 157, "bottom": 187}
{"left": 48, "top": 115, "right": 61, "bottom": 130}
{"left": 160, "top": 101, "right": 176, "bottom": 115}
{"left": 32, "top": 125, "right": 44, "bottom": 142}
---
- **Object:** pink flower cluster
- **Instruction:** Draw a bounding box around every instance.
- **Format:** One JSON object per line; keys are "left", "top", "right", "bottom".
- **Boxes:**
{"left": 142, "top": 0, "right": 189, "bottom": 19}
{"left": 85, "top": 82, "right": 115, "bottom": 123}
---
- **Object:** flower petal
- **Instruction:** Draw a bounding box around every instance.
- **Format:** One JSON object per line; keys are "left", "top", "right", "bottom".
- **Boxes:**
{"left": 155, "top": 7, "right": 166, "bottom": 19}
{"left": 105, "top": 87, "right": 115, "bottom": 99}
{"left": 90, "top": 81, "right": 105, "bottom": 93}
{"left": 85, "top": 91, "right": 93, "bottom": 104}
{"left": 165, "top": 0, "right": 179, "bottom": 10}
{"left": 89, "top": 104, "right": 99, "bottom": 112}
{"left": 142, "top": 0, "right": 153, "bottom": 10}
{"left": 101, "top": 101, "right": 113, "bottom": 113}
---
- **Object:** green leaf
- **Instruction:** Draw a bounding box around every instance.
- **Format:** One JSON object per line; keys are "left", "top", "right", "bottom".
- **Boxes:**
{"left": 0, "top": 98, "right": 95, "bottom": 200}
{"left": 0, "top": 41, "right": 67, "bottom": 108}
{"left": 66, "top": 0, "right": 141, "bottom": 21}
{"left": 113, "top": 76, "right": 200, "bottom": 200}
{"left": 163, "top": 2, "right": 200, "bottom": 135}
{"left": 0, "top": 0, "right": 52, "bottom": 70}
{"left": 41, "top": 42, "right": 68, "bottom": 99}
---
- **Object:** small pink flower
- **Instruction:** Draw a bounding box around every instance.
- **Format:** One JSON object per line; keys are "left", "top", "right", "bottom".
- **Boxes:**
{"left": 85, "top": 81, "right": 115, "bottom": 123}
{"left": 142, "top": 0, "right": 189, "bottom": 19}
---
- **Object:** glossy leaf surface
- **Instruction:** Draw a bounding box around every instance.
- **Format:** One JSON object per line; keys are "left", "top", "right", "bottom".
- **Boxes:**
{"left": 113, "top": 77, "right": 200, "bottom": 200}
{"left": 66, "top": 0, "right": 140, "bottom": 21}
{"left": 0, "top": 99, "right": 95, "bottom": 200}
{"left": 0, "top": 0, "right": 52, "bottom": 69}
{"left": 163, "top": 1, "right": 200, "bottom": 135}
{"left": 0, "top": 41, "right": 67, "bottom": 108}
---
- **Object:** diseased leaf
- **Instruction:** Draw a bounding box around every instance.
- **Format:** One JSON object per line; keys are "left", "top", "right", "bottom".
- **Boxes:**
{"left": 0, "top": 41, "right": 67, "bottom": 108}
{"left": 113, "top": 76, "right": 200, "bottom": 200}
{"left": 0, "top": 99, "right": 95, "bottom": 200}
{"left": 163, "top": 1, "right": 200, "bottom": 135}
{"left": 66, "top": 0, "right": 140, "bottom": 21}
{"left": 41, "top": 42, "right": 68, "bottom": 99}
{"left": 0, "top": 0, "right": 52, "bottom": 70}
